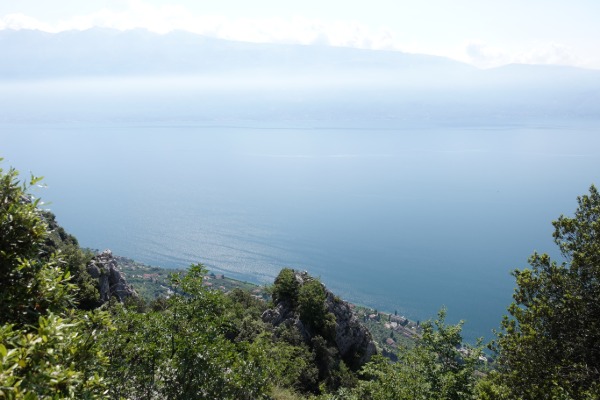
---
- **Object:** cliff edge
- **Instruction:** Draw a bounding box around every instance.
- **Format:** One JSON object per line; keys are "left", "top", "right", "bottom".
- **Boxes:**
{"left": 263, "top": 269, "right": 376, "bottom": 370}
{"left": 87, "top": 249, "right": 136, "bottom": 303}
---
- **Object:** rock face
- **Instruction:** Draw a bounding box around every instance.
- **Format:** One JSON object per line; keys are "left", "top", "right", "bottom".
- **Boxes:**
{"left": 87, "top": 250, "right": 136, "bottom": 303}
{"left": 262, "top": 270, "right": 377, "bottom": 370}
{"left": 262, "top": 301, "right": 311, "bottom": 341}
{"left": 324, "top": 290, "right": 377, "bottom": 368}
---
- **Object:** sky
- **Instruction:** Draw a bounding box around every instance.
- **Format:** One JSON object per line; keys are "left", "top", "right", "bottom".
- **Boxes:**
{"left": 1, "top": 0, "right": 599, "bottom": 69}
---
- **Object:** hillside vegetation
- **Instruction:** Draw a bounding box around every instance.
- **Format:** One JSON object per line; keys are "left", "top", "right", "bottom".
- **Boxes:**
{"left": 1, "top": 162, "right": 599, "bottom": 399}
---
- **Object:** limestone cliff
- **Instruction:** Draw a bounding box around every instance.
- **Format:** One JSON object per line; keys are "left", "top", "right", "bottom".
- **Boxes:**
{"left": 262, "top": 270, "right": 376, "bottom": 370}
{"left": 87, "top": 250, "right": 136, "bottom": 303}
{"left": 324, "top": 289, "right": 377, "bottom": 368}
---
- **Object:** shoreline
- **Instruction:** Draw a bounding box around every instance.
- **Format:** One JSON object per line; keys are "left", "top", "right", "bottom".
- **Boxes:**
{"left": 112, "top": 253, "right": 429, "bottom": 353}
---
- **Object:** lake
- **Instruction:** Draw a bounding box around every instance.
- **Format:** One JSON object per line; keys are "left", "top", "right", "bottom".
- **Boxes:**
{"left": 2, "top": 79, "right": 599, "bottom": 342}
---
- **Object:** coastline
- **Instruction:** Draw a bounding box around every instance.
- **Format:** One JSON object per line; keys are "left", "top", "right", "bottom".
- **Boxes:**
{"left": 113, "top": 253, "right": 425, "bottom": 353}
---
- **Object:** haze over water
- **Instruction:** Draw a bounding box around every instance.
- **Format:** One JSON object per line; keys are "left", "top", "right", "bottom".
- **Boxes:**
{"left": 2, "top": 78, "right": 600, "bottom": 342}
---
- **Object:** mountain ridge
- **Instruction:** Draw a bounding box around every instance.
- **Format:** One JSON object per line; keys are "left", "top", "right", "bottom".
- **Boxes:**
{"left": 0, "top": 27, "right": 521, "bottom": 79}
{"left": 2, "top": 27, "right": 599, "bottom": 124}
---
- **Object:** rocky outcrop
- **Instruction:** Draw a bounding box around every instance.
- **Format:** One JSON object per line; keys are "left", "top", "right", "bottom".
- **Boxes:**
{"left": 262, "top": 270, "right": 376, "bottom": 370}
{"left": 87, "top": 250, "right": 136, "bottom": 303}
{"left": 262, "top": 300, "right": 312, "bottom": 341}
{"left": 324, "top": 290, "right": 377, "bottom": 368}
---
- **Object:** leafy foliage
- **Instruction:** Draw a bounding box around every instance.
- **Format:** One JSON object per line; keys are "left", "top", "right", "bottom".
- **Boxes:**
{"left": 263, "top": 335, "right": 320, "bottom": 393}
{"left": 487, "top": 185, "right": 600, "bottom": 399}
{"left": 0, "top": 167, "right": 51, "bottom": 325}
{"left": 298, "top": 279, "right": 336, "bottom": 340}
{"left": 272, "top": 267, "right": 300, "bottom": 306}
{"left": 270, "top": 269, "right": 358, "bottom": 394}
{"left": 0, "top": 312, "right": 110, "bottom": 399}
{"left": 40, "top": 211, "right": 100, "bottom": 310}
{"left": 0, "top": 164, "right": 111, "bottom": 399}
{"left": 101, "top": 264, "right": 272, "bottom": 399}
{"left": 350, "top": 308, "right": 482, "bottom": 400}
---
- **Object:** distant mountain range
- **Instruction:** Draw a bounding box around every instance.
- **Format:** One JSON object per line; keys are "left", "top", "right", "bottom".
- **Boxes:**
{"left": 1, "top": 28, "right": 599, "bottom": 121}
{"left": 0, "top": 28, "right": 474, "bottom": 78}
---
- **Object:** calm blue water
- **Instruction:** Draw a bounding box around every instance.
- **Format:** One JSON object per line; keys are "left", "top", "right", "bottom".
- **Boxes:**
{"left": 2, "top": 80, "right": 600, "bottom": 342}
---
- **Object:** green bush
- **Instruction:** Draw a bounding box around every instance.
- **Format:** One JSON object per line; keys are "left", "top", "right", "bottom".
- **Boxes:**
{"left": 488, "top": 185, "right": 600, "bottom": 399}
{"left": 350, "top": 308, "right": 481, "bottom": 400}
{"left": 101, "top": 265, "right": 272, "bottom": 399}
{"left": 272, "top": 268, "right": 300, "bottom": 306}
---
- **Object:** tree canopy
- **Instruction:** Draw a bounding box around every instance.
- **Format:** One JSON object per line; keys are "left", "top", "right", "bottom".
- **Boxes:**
{"left": 486, "top": 185, "right": 600, "bottom": 399}
{"left": 0, "top": 164, "right": 110, "bottom": 398}
{"left": 351, "top": 308, "right": 482, "bottom": 400}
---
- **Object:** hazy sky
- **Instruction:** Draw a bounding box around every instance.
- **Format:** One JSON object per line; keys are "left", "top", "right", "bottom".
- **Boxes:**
{"left": 1, "top": 0, "right": 599, "bottom": 69}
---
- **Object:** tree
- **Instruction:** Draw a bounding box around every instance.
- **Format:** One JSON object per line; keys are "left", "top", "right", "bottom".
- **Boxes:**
{"left": 0, "top": 163, "right": 110, "bottom": 398}
{"left": 298, "top": 279, "right": 336, "bottom": 340}
{"left": 0, "top": 166, "right": 52, "bottom": 325}
{"left": 269, "top": 269, "right": 358, "bottom": 394}
{"left": 352, "top": 308, "right": 481, "bottom": 400}
{"left": 101, "top": 264, "right": 272, "bottom": 399}
{"left": 272, "top": 267, "right": 300, "bottom": 306}
{"left": 488, "top": 185, "right": 600, "bottom": 399}
{"left": 40, "top": 211, "right": 100, "bottom": 310}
